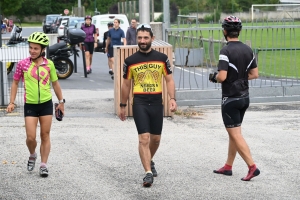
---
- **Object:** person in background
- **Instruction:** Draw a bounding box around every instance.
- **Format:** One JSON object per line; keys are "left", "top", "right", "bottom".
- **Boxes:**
{"left": 81, "top": 15, "right": 97, "bottom": 74}
{"left": 105, "top": 19, "right": 126, "bottom": 80}
{"left": 126, "top": 18, "right": 137, "bottom": 45}
{"left": 1, "top": 20, "right": 7, "bottom": 34}
{"left": 103, "top": 22, "right": 114, "bottom": 75}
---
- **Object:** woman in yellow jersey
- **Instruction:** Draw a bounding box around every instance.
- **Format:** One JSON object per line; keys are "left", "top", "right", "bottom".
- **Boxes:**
{"left": 6, "top": 32, "right": 65, "bottom": 178}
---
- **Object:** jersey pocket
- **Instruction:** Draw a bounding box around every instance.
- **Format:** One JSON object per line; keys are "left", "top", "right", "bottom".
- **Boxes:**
{"left": 228, "top": 78, "right": 249, "bottom": 97}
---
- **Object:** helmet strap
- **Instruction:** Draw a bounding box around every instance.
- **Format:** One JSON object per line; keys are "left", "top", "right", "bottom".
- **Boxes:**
{"left": 32, "top": 49, "right": 45, "bottom": 61}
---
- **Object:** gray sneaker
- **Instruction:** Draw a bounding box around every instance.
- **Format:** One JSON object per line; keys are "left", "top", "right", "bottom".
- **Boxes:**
{"left": 143, "top": 173, "right": 153, "bottom": 187}
{"left": 27, "top": 155, "right": 37, "bottom": 171}
{"left": 39, "top": 167, "right": 49, "bottom": 177}
{"left": 151, "top": 161, "right": 157, "bottom": 177}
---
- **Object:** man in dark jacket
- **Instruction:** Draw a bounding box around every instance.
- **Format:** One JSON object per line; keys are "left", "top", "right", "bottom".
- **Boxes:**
{"left": 126, "top": 18, "right": 137, "bottom": 45}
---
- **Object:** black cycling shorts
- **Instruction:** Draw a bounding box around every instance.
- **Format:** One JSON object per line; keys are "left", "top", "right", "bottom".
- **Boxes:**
{"left": 24, "top": 99, "right": 53, "bottom": 117}
{"left": 132, "top": 104, "right": 163, "bottom": 135}
{"left": 83, "top": 42, "right": 94, "bottom": 54}
{"left": 221, "top": 96, "right": 249, "bottom": 128}
{"left": 107, "top": 47, "right": 114, "bottom": 58}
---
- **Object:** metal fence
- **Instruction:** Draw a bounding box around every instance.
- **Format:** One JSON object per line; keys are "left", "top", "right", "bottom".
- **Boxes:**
{"left": 1, "top": 22, "right": 300, "bottom": 110}
{"left": 166, "top": 23, "right": 300, "bottom": 90}
{"left": 0, "top": 38, "right": 27, "bottom": 116}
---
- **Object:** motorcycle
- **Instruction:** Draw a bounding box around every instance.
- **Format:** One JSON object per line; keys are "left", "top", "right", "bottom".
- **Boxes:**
{"left": 6, "top": 20, "right": 86, "bottom": 79}
{"left": 49, "top": 35, "right": 79, "bottom": 79}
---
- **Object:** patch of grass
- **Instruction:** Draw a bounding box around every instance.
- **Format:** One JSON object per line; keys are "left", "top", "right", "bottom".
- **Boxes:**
{"left": 168, "top": 22, "right": 300, "bottom": 78}
{"left": 21, "top": 22, "right": 41, "bottom": 27}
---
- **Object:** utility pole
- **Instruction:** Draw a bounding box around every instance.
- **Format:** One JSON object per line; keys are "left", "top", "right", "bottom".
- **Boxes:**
{"left": 78, "top": 0, "right": 81, "bottom": 17}
{"left": 197, "top": 0, "right": 199, "bottom": 27}
{"left": 139, "top": 0, "right": 150, "bottom": 24}
{"left": 163, "top": 0, "right": 170, "bottom": 41}
{"left": 151, "top": 0, "right": 154, "bottom": 22}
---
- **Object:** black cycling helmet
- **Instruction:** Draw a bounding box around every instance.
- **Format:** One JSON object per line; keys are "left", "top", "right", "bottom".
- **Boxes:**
{"left": 107, "top": 22, "right": 113, "bottom": 27}
{"left": 222, "top": 15, "right": 242, "bottom": 31}
{"left": 85, "top": 15, "right": 92, "bottom": 20}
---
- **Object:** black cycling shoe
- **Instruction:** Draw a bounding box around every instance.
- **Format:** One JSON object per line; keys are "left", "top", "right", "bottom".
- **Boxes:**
{"left": 111, "top": 75, "right": 114, "bottom": 80}
{"left": 27, "top": 155, "right": 37, "bottom": 171}
{"left": 109, "top": 70, "right": 114, "bottom": 75}
{"left": 151, "top": 161, "right": 158, "bottom": 177}
{"left": 143, "top": 173, "right": 153, "bottom": 187}
{"left": 39, "top": 167, "right": 49, "bottom": 177}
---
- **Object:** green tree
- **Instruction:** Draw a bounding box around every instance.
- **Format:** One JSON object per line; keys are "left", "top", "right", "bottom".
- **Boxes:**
{"left": 181, "top": 6, "right": 190, "bottom": 15}
{"left": 1, "top": 0, "right": 281, "bottom": 21}
{"left": 0, "top": 0, "right": 25, "bottom": 16}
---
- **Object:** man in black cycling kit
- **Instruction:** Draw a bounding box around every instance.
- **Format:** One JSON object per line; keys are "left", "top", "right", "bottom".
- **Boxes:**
{"left": 119, "top": 24, "right": 177, "bottom": 187}
{"left": 209, "top": 16, "right": 260, "bottom": 181}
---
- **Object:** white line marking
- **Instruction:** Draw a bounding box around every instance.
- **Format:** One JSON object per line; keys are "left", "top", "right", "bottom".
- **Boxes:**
{"left": 174, "top": 66, "right": 203, "bottom": 76}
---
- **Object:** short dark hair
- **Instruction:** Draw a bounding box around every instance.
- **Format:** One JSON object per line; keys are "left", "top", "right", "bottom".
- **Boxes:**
{"left": 227, "top": 31, "right": 240, "bottom": 38}
{"left": 114, "top": 19, "right": 120, "bottom": 24}
{"left": 136, "top": 24, "right": 153, "bottom": 37}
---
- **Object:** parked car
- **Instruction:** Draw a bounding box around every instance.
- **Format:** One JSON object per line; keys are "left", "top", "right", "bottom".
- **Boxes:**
{"left": 49, "top": 16, "right": 64, "bottom": 33}
{"left": 43, "top": 14, "right": 61, "bottom": 33}
{"left": 68, "top": 17, "right": 85, "bottom": 29}
{"left": 57, "top": 17, "right": 71, "bottom": 36}
{"left": 75, "top": 22, "right": 84, "bottom": 29}
{"left": 59, "top": 17, "right": 84, "bottom": 36}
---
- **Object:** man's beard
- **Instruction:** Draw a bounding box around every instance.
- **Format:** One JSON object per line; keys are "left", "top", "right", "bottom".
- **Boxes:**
{"left": 138, "top": 42, "right": 151, "bottom": 51}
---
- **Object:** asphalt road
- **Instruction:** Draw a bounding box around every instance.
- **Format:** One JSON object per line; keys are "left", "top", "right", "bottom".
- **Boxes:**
{"left": 1, "top": 89, "right": 300, "bottom": 200}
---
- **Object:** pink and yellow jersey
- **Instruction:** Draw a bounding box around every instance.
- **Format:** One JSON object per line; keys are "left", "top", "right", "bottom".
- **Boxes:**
{"left": 13, "top": 57, "right": 58, "bottom": 104}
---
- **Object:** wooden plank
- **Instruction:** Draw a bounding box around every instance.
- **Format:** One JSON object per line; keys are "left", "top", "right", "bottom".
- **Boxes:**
{"left": 128, "top": 46, "right": 138, "bottom": 116}
{"left": 114, "top": 47, "right": 121, "bottom": 115}
{"left": 123, "top": 48, "right": 130, "bottom": 116}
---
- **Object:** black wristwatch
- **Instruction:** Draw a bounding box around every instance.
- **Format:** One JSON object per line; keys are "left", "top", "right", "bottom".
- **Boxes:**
{"left": 120, "top": 103, "right": 127, "bottom": 107}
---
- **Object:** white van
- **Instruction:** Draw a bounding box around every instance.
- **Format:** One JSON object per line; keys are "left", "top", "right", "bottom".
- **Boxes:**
{"left": 92, "top": 14, "right": 130, "bottom": 52}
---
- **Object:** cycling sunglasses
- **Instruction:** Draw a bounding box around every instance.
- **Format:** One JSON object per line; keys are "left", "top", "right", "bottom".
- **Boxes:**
{"left": 137, "top": 23, "right": 153, "bottom": 33}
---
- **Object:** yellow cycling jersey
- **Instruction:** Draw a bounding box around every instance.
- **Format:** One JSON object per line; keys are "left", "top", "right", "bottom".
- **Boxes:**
{"left": 123, "top": 49, "right": 172, "bottom": 94}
